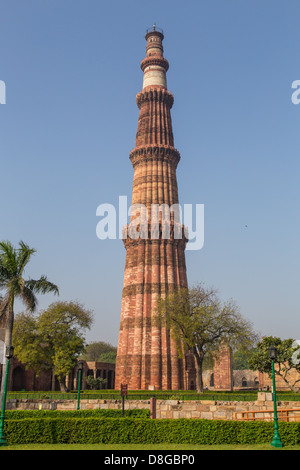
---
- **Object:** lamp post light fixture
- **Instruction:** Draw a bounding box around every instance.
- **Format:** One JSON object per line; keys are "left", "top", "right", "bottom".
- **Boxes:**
{"left": 268, "top": 345, "right": 283, "bottom": 448}
{"left": 77, "top": 360, "right": 84, "bottom": 411}
{"left": 0, "top": 345, "right": 15, "bottom": 447}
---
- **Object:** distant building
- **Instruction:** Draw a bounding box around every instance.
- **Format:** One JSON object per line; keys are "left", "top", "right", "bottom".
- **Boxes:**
{"left": 0, "top": 358, "right": 115, "bottom": 392}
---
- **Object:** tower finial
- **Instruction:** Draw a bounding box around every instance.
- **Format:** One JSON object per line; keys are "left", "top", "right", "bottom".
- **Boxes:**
{"left": 142, "top": 27, "right": 168, "bottom": 89}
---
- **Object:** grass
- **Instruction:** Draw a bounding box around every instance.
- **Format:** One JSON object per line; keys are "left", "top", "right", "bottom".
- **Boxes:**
{"left": 0, "top": 443, "right": 299, "bottom": 450}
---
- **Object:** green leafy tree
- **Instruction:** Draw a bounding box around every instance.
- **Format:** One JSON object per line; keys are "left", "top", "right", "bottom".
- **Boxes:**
{"left": 249, "top": 336, "right": 300, "bottom": 392}
{"left": 156, "top": 283, "right": 258, "bottom": 393}
{"left": 98, "top": 351, "right": 117, "bottom": 364}
{"left": 0, "top": 240, "right": 59, "bottom": 349}
{"left": 82, "top": 341, "right": 117, "bottom": 362}
{"left": 86, "top": 376, "right": 107, "bottom": 390}
{"left": 13, "top": 301, "right": 93, "bottom": 392}
{"left": 232, "top": 346, "right": 258, "bottom": 370}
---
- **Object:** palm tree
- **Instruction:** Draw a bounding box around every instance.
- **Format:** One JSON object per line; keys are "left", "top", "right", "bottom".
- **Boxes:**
{"left": 0, "top": 240, "right": 59, "bottom": 350}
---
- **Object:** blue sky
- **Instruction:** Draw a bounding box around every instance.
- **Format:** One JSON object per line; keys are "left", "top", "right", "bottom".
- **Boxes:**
{"left": 0, "top": 0, "right": 299, "bottom": 345}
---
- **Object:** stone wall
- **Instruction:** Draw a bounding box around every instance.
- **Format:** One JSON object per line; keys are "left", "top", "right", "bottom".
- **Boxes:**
{"left": 5, "top": 394, "right": 300, "bottom": 421}
{"left": 233, "top": 370, "right": 259, "bottom": 389}
{"left": 259, "top": 369, "right": 300, "bottom": 392}
{"left": 6, "top": 398, "right": 151, "bottom": 412}
{"left": 155, "top": 395, "right": 276, "bottom": 420}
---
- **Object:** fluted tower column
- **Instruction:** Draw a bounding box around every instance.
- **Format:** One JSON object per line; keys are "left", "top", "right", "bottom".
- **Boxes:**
{"left": 115, "top": 26, "right": 188, "bottom": 390}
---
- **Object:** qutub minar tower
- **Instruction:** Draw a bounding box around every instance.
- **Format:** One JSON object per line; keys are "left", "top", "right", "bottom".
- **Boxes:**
{"left": 115, "top": 25, "right": 191, "bottom": 390}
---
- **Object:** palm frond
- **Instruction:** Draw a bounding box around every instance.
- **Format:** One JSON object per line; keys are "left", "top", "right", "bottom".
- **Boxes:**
{"left": 20, "top": 285, "right": 38, "bottom": 312}
{"left": 25, "top": 275, "right": 59, "bottom": 296}
{"left": 0, "top": 240, "right": 18, "bottom": 275}
{"left": 16, "top": 241, "right": 36, "bottom": 276}
{"left": 0, "top": 264, "right": 13, "bottom": 285}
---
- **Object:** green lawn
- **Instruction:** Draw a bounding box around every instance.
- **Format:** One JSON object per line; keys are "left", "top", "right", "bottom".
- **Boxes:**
{"left": 0, "top": 443, "right": 299, "bottom": 450}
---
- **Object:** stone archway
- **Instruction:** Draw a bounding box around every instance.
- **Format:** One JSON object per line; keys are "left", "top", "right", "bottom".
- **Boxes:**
{"left": 242, "top": 377, "right": 248, "bottom": 387}
{"left": 12, "top": 366, "right": 26, "bottom": 391}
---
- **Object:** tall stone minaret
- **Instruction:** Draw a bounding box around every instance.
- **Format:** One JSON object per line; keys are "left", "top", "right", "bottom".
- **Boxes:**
{"left": 115, "top": 26, "right": 188, "bottom": 390}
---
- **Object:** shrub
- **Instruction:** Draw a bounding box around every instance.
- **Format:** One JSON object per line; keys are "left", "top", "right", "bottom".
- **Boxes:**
{"left": 3, "top": 408, "right": 150, "bottom": 420}
{"left": 3, "top": 417, "right": 300, "bottom": 446}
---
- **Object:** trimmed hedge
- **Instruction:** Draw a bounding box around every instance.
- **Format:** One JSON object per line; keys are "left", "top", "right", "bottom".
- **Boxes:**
{"left": 3, "top": 417, "right": 300, "bottom": 446}
{"left": 3, "top": 409, "right": 150, "bottom": 420}
{"left": 8, "top": 390, "right": 300, "bottom": 401}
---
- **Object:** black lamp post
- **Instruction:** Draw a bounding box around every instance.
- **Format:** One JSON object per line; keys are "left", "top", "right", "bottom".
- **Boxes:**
{"left": 0, "top": 346, "right": 14, "bottom": 447}
{"left": 77, "top": 360, "right": 84, "bottom": 410}
{"left": 268, "top": 345, "right": 283, "bottom": 448}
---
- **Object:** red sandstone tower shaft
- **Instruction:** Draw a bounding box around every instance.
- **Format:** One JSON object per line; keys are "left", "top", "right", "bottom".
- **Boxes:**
{"left": 115, "top": 26, "right": 188, "bottom": 390}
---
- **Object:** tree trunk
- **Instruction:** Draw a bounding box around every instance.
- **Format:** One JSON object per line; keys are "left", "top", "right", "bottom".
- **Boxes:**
{"left": 193, "top": 348, "right": 204, "bottom": 393}
{"left": 4, "top": 304, "right": 14, "bottom": 350}
{"left": 275, "top": 370, "right": 300, "bottom": 393}
{"left": 51, "top": 369, "right": 56, "bottom": 391}
{"left": 59, "top": 375, "right": 68, "bottom": 393}
{"left": 0, "top": 306, "right": 14, "bottom": 407}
